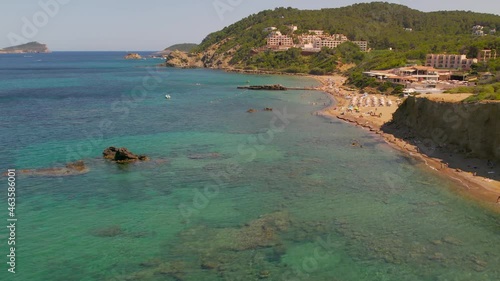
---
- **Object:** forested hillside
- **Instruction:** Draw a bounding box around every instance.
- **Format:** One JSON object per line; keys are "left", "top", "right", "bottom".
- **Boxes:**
{"left": 193, "top": 2, "right": 500, "bottom": 69}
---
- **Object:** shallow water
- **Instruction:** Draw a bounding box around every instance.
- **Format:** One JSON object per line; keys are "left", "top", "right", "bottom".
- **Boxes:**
{"left": 0, "top": 52, "right": 499, "bottom": 281}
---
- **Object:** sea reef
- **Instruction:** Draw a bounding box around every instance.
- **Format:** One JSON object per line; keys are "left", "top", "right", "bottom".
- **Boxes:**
{"left": 16, "top": 160, "right": 89, "bottom": 177}
{"left": 112, "top": 212, "right": 291, "bottom": 280}
{"left": 103, "top": 147, "right": 149, "bottom": 163}
{"left": 385, "top": 97, "right": 500, "bottom": 161}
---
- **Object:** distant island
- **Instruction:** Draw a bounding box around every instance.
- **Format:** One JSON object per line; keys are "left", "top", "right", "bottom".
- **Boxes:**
{"left": 0, "top": 41, "right": 50, "bottom": 54}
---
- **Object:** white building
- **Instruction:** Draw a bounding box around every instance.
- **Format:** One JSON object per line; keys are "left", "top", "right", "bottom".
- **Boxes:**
{"left": 330, "top": 34, "right": 348, "bottom": 41}
{"left": 263, "top": 27, "right": 277, "bottom": 32}
{"left": 472, "top": 25, "right": 485, "bottom": 36}
{"left": 308, "top": 30, "right": 324, "bottom": 36}
{"left": 352, "top": 41, "right": 368, "bottom": 52}
{"left": 267, "top": 31, "right": 294, "bottom": 47}
{"left": 425, "top": 54, "right": 477, "bottom": 70}
{"left": 314, "top": 40, "right": 344, "bottom": 49}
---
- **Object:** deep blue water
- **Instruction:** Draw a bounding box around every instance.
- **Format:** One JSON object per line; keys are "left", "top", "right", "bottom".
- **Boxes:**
{"left": 0, "top": 52, "right": 499, "bottom": 281}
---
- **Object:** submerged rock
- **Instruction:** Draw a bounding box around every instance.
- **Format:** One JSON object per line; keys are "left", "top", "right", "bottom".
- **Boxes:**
{"left": 90, "top": 225, "right": 123, "bottom": 237}
{"left": 187, "top": 153, "right": 221, "bottom": 160}
{"left": 17, "top": 160, "right": 89, "bottom": 177}
{"left": 103, "top": 147, "right": 149, "bottom": 163}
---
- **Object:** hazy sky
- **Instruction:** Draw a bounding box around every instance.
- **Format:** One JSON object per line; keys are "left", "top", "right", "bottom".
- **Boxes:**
{"left": 1, "top": 0, "right": 499, "bottom": 51}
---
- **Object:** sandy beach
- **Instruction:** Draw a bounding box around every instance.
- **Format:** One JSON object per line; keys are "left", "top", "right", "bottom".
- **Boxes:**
{"left": 312, "top": 74, "right": 500, "bottom": 210}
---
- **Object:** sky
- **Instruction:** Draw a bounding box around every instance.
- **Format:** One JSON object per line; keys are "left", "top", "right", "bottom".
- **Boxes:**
{"left": 1, "top": 0, "right": 500, "bottom": 51}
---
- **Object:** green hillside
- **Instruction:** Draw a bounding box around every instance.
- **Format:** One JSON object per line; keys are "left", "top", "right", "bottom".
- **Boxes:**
{"left": 164, "top": 43, "right": 198, "bottom": 52}
{"left": 194, "top": 2, "right": 500, "bottom": 67}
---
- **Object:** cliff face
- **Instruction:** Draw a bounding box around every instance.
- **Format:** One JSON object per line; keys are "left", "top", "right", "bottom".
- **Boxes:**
{"left": 386, "top": 97, "right": 500, "bottom": 160}
{"left": 124, "top": 53, "right": 142, "bottom": 60}
{"left": 164, "top": 39, "right": 238, "bottom": 69}
{"left": 164, "top": 51, "right": 204, "bottom": 68}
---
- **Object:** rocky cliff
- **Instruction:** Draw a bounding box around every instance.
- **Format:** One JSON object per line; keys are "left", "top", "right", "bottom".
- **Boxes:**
{"left": 164, "top": 38, "right": 239, "bottom": 69}
{"left": 124, "top": 53, "right": 142, "bottom": 60}
{"left": 384, "top": 97, "right": 500, "bottom": 161}
{"left": 164, "top": 50, "right": 204, "bottom": 68}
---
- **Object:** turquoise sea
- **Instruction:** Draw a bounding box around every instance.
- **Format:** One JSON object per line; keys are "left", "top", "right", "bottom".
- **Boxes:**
{"left": 0, "top": 52, "right": 499, "bottom": 281}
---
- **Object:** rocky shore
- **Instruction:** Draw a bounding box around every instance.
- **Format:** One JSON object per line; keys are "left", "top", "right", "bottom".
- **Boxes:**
{"left": 313, "top": 75, "right": 500, "bottom": 208}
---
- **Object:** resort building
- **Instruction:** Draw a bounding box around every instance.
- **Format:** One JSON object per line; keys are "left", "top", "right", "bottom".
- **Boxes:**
{"left": 425, "top": 54, "right": 478, "bottom": 70}
{"left": 363, "top": 66, "right": 442, "bottom": 84}
{"left": 313, "top": 39, "right": 345, "bottom": 49}
{"left": 472, "top": 25, "right": 485, "bottom": 36}
{"left": 265, "top": 26, "right": 368, "bottom": 52}
{"left": 477, "top": 49, "right": 497, "bottom": 62}
{"left": 297, "top": 32, "right": 367, "bottom": 51}
{"left": 352, "top": 41, "right": 368, "bottom": 52}
{"left": 266, "top": 31, "right": 294, "bottom": 48}
{"left": 330, "top": 34, "right": 348, "bottom": 41}
{"left": 308, "top": 30, "right": 324, "bottom": 36}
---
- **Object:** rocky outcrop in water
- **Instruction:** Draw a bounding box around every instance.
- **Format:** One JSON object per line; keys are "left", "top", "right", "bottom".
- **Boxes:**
{"left": 103, "top": 147, "right": 149, "bottom": 163}
{"left": 124, "top": 53, "right": 142, "bottom": 59}
{"left": 237, "top": 84, "right": 287, "bottom": 91}
{"left": 16, "top": 160, "right": 89, "bottom": 177}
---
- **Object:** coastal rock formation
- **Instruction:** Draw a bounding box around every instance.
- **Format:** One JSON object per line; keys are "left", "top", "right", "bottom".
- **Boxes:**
{"left": 164, "top": 50, "right": 204, "bottom": 68}
{"left": 124, "top": 53, "right": 142, "bottom": 59}
{"left": 16, "top": 160, "right": 89, "bottom": 177}
{"left": 385, "top": 97, "right": 500, "bottom": 161}
{"left": 163, "top": 38, "right": 238, "bottom": 69}
{"left": 103, "top": 147, "right": 149, "bottom": 163}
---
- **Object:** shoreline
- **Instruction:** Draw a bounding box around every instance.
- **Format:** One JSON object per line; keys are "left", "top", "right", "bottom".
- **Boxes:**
{"left": 311, "top": 74, "right": 500, "bottom": 211}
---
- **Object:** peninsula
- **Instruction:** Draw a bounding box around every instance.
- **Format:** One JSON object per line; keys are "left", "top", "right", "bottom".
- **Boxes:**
{"left": 0, "top": 41, "right": 50, "bottom": 54}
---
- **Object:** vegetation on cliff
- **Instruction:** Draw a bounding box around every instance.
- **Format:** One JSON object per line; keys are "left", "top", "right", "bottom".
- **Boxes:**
{"left": 446, "top": 80, "right": 500, "bottom": 102}
{"left": 171, "top": 2, "right": 500, "bottom": 99}
{"left": 194, "top": 2, "right": 500, "bottom": 66}
{"left": 164, "top": 43, "right": 198, "bottom": 52}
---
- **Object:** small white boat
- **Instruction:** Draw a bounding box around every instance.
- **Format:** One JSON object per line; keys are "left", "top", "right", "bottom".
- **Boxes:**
{"left": 165, "top": 94, "right": 171, "bottom": 99}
